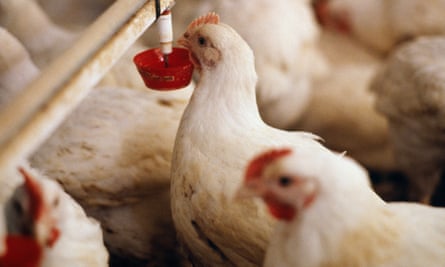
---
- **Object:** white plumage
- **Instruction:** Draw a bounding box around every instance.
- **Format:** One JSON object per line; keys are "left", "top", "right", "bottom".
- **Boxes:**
{"left": 295, "top": 29, "right": 395, "bottom": 171}
{"left": 0, "top": 11, "right": 193, "bottom": 263}
{"left": 171, "top": 12, "right": 331, "bottom": 266}
{"left": 0, "top": 0, "right": 77, "bottom": 67}
{"left": 3, "top": 165, "right": 109, "bottom": 267}
{"left": 4, "top": 1, "right": 445, "bottom": 266}
{"left": 31, "top": 85, "right": 192, "bottom": 262}
{"left": 239, "top": 147, "right": 445, "bottom": 267}
{"left": 0, "top": 0, "right": 154, "bottom": 91}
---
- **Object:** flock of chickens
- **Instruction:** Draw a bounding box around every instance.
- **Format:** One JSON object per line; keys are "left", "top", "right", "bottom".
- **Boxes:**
{"left": 1, "top": 0, "right": 445, "bottom": 266}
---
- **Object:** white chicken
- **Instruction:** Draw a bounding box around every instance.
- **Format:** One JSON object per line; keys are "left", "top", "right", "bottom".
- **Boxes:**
{"left": 30, "top": 85, "right": 193, "bottom": 263}
{"left": 0, "top": 0, "right": 151, "bottom": 91}
{"left": 0, "top": 0, "right": 77, "bottom": 67}
{"left": 2, "top": 165, "right": 109, "bottom": 267}
{"left": 0, "top": 8, "right": 193, "bottom": 262}
{"left": 171, "top": 12, "right": 332, "bottom": 266}
{"left": 370, "top": 36, "right": 445, "bottom": 204}
{"left": 314, "top": 0, "right": 445, "bottom": 54}
{"left": 238, "top": 146, "right": 445, "bottom": 267}
{"left": 294, "top": 29, "right": 395, "bottom": 171}
{"left": 0, "top": 27, "right": 39, "bottom": 108}
{"left": 146, "top": 0, "right": 327, "bottom": 129}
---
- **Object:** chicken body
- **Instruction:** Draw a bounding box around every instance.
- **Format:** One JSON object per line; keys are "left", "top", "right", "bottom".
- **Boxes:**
{"left": 239, "top": 147, "right": 445, "bottom": 267}
{"left": 315, "top": 0, "right": 445, "bottom": 54}
{"left": 0, "top": 0, "right": 152, "bottom": 91}
{"left": 3, "top": 165, "right": 109, "bottom": 267}
{"left": 0, "top": 0, "right": 77, "bottom": 67}
{"left": 31, "top": 85, "right": 192, "bottom": 261}
{"left": 171, "top": 13, "right": 329, "bottom": 267}
{"left": 371, "top": 36, "right": 445, "bottom": 203}
{"left": 295, "top": 29, "right": 394, "bottom": 171}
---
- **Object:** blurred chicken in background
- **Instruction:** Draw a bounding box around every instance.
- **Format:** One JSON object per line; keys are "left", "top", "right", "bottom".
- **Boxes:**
{"left": 371, "top": 36, "right": 445, "bottom": 205}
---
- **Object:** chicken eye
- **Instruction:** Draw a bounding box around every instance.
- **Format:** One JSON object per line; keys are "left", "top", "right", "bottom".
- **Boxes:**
{"left": 198, "top": 36, "right": 207, "bottom": 46}
{"left": 278, "top": 176, "right": 293, "bottom": 187}
{"left": 13, "top": 199, "right": 24, "bottom": 215}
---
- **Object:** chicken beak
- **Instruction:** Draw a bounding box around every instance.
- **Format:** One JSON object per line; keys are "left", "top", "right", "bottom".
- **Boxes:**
{"left": 35, "top": 220, "right": 49, "bottom": 246}
{"left": 34, "top": 215, "right": 60, "bottom": 247}
{"left": 177, "top": 36, "right": 189, "bottom": 48}
{"left": 177, "top": 36, "right": 201, "bottom": 70}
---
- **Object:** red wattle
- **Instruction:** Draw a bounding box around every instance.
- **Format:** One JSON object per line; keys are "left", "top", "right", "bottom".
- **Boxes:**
{"left": 0, "top": 236, "right": 42, "bottom": 267}
{"left": 265, "top": 197, "right": 296, "bottom": 222}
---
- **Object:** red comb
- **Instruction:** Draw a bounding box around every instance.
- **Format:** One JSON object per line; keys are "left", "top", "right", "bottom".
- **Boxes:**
{"left": 186, "top": 12, "right": 220, "bottom": 34}
{"left": 18, "top": 167, "right": 44, "bottom": 222}
{"left": 245, "top": 148, "right": 292, "bottom": 181}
